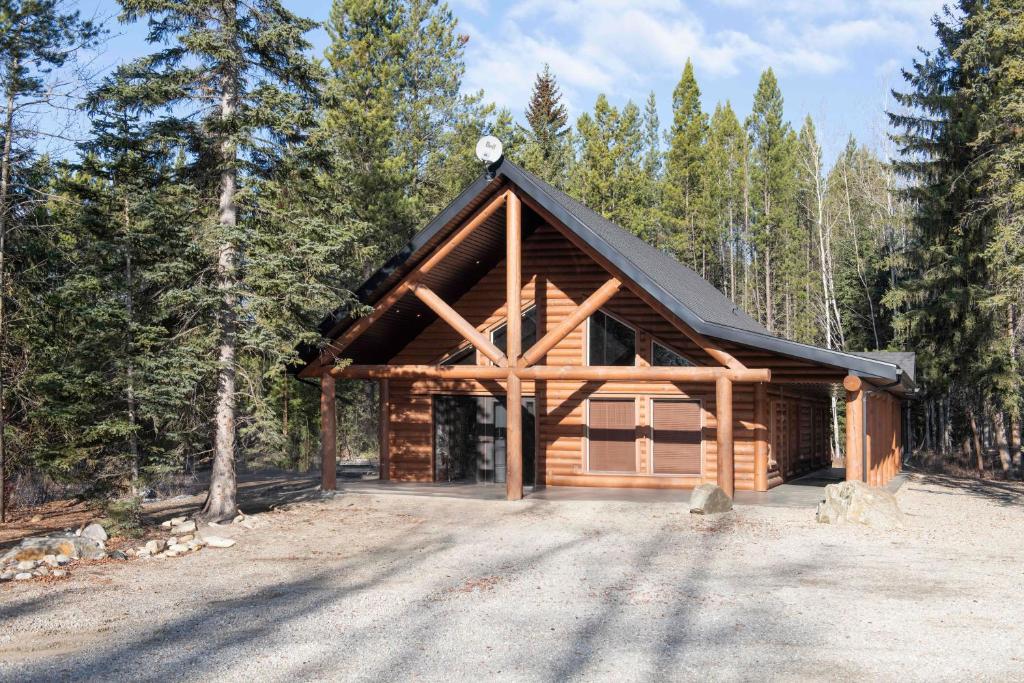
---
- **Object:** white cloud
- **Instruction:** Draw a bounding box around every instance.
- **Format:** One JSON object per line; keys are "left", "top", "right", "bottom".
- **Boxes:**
{"left": 460, "top": 0, "right": 946, "bottom": 119}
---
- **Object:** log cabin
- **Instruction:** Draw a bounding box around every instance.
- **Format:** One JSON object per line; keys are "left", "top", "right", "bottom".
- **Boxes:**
{"left": 296, "top": 158, "right": 915, "bottom": 500}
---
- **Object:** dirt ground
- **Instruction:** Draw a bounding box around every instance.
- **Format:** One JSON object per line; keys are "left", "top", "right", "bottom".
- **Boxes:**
{"left": 1, "top": 472, "right": 1022, "bottom": 682}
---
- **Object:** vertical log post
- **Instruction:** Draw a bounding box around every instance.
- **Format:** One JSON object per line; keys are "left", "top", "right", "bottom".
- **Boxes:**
{"left": 753, "top": 382, "right": 769, "bottom": 492}
{"left": 716, "top": 376, "right": 734, "bottom": 497}
{"left": 844, "top": 374, "right": 863, "bottom": 483}
{"left": 378, "top": 379, "right": 390, "bottom": 481}
{"left": 505, "top": 191, "right": 523, "bottom": 501}
{"left": 320, "top": 372, "right": 337, "bottom": 492}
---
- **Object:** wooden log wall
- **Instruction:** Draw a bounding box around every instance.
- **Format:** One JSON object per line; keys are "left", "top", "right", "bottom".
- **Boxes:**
{"left": 865, "top": 391, "right": 902, "bottom": 487}
{"left": 381, "top": 221, "right": 833, "bottom": 490}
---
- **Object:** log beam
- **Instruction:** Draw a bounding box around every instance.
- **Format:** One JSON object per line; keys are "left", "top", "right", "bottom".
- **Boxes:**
{"left": 844, "top": 374, "right": 864, "bottom": 483}
{"left": 516, "top": 366, "right": 770, "bottom": 383}
{"left": 520, "top": 277, "right": 622, "bottom": 366}
{"left": 320, "top": 373, "right": 337, "bottom": 492}
{"left": 300, "top": 189, "right": 509, "bottom": 377}
{"left": 716, "top": 376, "right": 735, "bottom": 497}
{"left": 378, "top": 379, "right": 389, "bottom": 481}
{"left": 332, "top": 365, "right": 509, "bottom": 380}
{"left": 409, "top": 283, "right": 507, "bottom": 366}
{"left": 330, "top": 364, "right": 771, "bottom": 383}
{"left": 753, "top": 382, "right": 769, "bottom": 492}
{"left": 506, "top": 191, "right": 523, "bottom": 501}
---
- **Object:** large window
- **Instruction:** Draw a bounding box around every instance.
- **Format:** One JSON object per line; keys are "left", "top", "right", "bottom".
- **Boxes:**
{"left": 587, "top": 399, "right": 637, "bottom": 472}
{"left": 652, "top": 341, "right": 695, "bottom": 367}
{"left": 588, "top": 310, "right": 636, "bottom": 366}
{"left": 492, "top": 306, "right": 538, "bottom": 355}
{"left": 650, "top": 400, "right": 702, "bottom": 475}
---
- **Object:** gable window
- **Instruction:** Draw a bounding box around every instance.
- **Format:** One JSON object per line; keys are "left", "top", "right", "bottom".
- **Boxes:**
{"left": 587, "top": 399, "right": 637, "bottom": 472}
{"left": 652, "top": 341, "right": 695, "bottom": 367}
{"left": 440, "top": 345, "right": 475, "bottom": 366}
{"left": 491, "top": 305, "right": 538, "bottom": 354}
{"left": 588, "top": 310, "right": 636, "bottom": 366}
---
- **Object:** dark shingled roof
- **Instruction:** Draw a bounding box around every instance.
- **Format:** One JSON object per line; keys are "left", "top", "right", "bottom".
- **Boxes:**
{"left": 299, "top": 159, "right": 915, "bottom": 391}
{"left": 522, "top": 172, "right": 768, "bottom": 336}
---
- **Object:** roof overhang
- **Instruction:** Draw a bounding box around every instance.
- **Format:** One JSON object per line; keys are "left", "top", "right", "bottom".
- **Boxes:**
{"left": 297, "top": 159, "right": 915, "bottom": 396}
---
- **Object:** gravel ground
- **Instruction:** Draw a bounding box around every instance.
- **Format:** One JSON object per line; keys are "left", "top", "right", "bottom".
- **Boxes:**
{"left": 1, "top": 473, "right": 1022, "bottom": 682}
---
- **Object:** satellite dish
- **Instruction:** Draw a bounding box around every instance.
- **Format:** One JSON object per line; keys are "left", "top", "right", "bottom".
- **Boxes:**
{"left": 475, "top": 135, "right": 503, "bottom": 164}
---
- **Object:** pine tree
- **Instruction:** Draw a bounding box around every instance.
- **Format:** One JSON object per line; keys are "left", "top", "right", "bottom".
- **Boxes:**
{"left": 522, "top": 64, "right": 571, "bottom": 184}
{"left": 704, "top": 102, "right": 746, "bottom": 299}
{"left": 323, "top": 0, "right": 487, "bottom": 271}
{"left": 572, "top": 95, "right": 649, "bottom": 239}
{"left": 98, "top": 0, "right": 323, "bottom": 521}
{"left": 0, "top": 0, "right": 101, "bottom": 521}
{"left": 663, "top": 60, "right": 709, "bottom": 271}
{"left": 747, "top": 68, "right": 796, "bottom": 333}
{"left": 956, "top": 0, "right": 1024, "bottom": 470}
{"left": 888, "top": 1, "right": 983, "bottom": 461}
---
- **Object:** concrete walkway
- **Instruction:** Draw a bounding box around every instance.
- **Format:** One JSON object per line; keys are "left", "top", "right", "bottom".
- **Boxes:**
{"left": 335, "top": 467, "right": 908, "bottom": 509}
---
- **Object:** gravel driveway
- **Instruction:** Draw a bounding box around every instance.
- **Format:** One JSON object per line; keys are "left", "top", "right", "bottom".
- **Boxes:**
{"left": 1, "top": 473, "right": 1022, "bottom": 682}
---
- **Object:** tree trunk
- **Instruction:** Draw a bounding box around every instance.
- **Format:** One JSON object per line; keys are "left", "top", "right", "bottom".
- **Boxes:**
{"left": 764, "top": 246, "right": 773, "bottom": 332}
{"left": 123, "top": 199, "right": 141, "bottom": 495}
{"left": 1011, "top": 413, "right": 1021, "bottom": 469}
{"left": 0, "top": 78, "right": 15, "bottom": 523}
{"left": 994, "top": 410, "right": 1011, "bottom": 472}
{"left": 967, "top": 406, "right": 984, "bottom": 474}
{"left": 200, "top": 5, "right": 240, "bottom": 522}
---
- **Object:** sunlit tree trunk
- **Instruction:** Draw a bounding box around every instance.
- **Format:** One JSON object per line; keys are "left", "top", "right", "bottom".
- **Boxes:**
{"left": 201, "top": 0, "right": 240, "bottom": 522}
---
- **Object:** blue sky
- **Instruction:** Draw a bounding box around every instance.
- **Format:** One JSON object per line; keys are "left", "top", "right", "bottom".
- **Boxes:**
{"left": 81, "top": 0, "right": 946, "bottom": 161}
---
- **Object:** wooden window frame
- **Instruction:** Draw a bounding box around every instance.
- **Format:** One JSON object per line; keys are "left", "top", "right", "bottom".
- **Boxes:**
{"left": 584, "top": 308, "right": 639, "bottom": 367}
{"left": 584, "top": 397, "right": 640, "bottom": 475}
{"left": 649, "top": 336, "right": 700, "bottom": 368}
{"left": 646, "top": 398, "right": 704, "bottom": 477}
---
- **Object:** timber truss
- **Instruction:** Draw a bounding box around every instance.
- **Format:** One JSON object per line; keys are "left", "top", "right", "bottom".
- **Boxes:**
{"left": 303, "top": 189, "right": 772, "bottom": 500}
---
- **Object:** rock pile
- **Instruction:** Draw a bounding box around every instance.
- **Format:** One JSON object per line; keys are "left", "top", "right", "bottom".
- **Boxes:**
{"left": 1, "top": 523, "right": 114, "bottom": 581}
{"left": 129, "top": 515, "right": 237, "bottom": 559}
{"left": 2, "top": 513, "right": 244, "bottom": 583}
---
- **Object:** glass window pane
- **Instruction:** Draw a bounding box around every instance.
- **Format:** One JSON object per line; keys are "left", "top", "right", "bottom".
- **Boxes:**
{"left": 441, "top": 345, "right": 475, "bottom": 365}
{"left": 492, "top": 306, "right": 537, "bottom": 354}
{"left": 589, "top": 310, "right": 635, "bottom": 366}
{"left": 653, "top": 342, "right": 694, "bottom": 367}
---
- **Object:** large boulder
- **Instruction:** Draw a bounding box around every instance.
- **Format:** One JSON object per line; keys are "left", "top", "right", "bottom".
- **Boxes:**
{"left": 81, "top": 522, "right": 108, "bottom": 544}
{"left": 200, "top": 535, "right": 236, "bottom": 549}
{"left": 171, "top": 520, "right": 197, "bottom": 534}
{"left": 689, "top": 484, "right": 733, "bottom": 515}
{"left": 816, "top": 480, "right": 904, "bottom": 530}
{"left": 1, "top": 534, "right": 107, "bottom": 563}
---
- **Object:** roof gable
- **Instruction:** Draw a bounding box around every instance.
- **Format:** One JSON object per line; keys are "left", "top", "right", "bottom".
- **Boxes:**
{"left": 300, "top": 160, "right": 913, "bottom": 389}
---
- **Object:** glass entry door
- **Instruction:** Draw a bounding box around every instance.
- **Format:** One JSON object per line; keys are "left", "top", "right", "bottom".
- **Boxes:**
{"left": 433, "top": 395, "right": 535, "bottom": 485}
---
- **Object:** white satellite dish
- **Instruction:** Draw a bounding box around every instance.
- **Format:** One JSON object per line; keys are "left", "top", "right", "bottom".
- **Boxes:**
{"left": 475, "top": 135, "right": 503, "bottom": 164}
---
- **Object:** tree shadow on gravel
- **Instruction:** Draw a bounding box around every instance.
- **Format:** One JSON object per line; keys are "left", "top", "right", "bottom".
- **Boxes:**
{"left": 908, "top": 472, "right": 1024, "bottom": 507}
{"left": 545, "top": 514, "right": 837, "bottom": 682}
{"left": 4, "top": 528, "right": 461, "bottom": 683}
{"left": 0, "top": 591, "right": 58, "bottom": 623}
